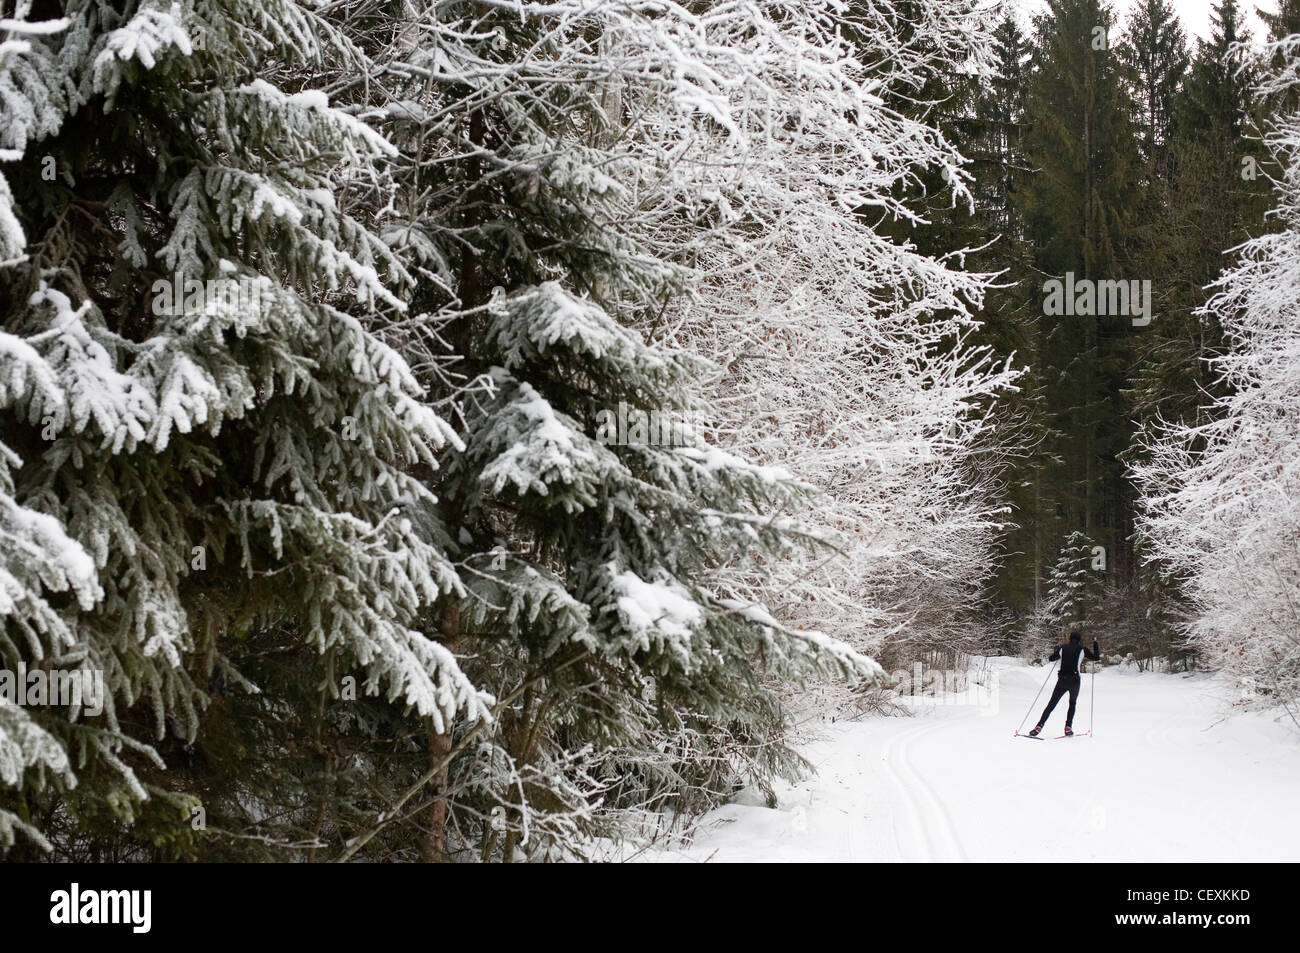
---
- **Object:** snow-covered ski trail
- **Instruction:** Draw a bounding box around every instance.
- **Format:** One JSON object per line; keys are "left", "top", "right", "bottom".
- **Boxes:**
{"left": 648, "top": 658, "right": 1300, "bottom": 863}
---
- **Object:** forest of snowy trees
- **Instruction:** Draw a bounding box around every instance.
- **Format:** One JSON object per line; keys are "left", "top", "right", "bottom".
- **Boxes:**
{"left": 0, "top": 0, "right": 1298, "bottom": 862}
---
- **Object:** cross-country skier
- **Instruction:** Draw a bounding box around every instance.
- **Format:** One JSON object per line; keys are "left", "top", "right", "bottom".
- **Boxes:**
{"left": 1028, "top": 631, "right": 1100, "bottom": 737}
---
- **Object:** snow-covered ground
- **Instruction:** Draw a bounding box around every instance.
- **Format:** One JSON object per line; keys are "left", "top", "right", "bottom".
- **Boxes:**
{"left": 649, "top": 658, "right": 1300, "bottom": 862}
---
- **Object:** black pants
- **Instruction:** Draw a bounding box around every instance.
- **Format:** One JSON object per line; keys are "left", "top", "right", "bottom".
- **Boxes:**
{"left": 1038, "top": 674, "right": 1081, "bottom": 728}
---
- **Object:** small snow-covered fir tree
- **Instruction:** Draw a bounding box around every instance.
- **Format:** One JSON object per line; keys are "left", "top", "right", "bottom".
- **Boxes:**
{"left": 0, "top": 0, "right": 483, "bottom": 853}
{"left": 1037, "top": 531, "right": 1107, "bottom": 637}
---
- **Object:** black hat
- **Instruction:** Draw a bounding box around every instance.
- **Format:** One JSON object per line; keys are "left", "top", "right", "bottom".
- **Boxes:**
{"left": 1069, "top": 631, "right": 1082, "bottom": 642}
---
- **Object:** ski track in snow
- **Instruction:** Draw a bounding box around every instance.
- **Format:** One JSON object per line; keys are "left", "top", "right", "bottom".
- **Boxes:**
{"left": 880, "top": 718, "right": 968, "bottom": 861}
{"left": 647, "top": 658, "right": 1300, "bottom": 863}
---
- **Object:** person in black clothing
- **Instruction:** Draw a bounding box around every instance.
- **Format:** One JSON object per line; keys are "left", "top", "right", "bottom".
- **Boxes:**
{"left": 1028, "top": 631, "right": 1100, "bottom": 736}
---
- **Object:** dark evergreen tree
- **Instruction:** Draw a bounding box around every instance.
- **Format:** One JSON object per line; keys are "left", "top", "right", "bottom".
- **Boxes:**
{"left": 969, "top": 15, "right": 1054, "bottom": 637}
{"left": 980, "top": 15, "right": 1034, "bottom": 233}
{"left": 1118, "top": 0, "right": 1188, "bottom": 178}
{"left": 1177, "top": 0, "right": 1254, "bottom": 144}
{"left": 1131, "top": 0, "right": 1265, "bottom": 434}
{"left": 1018, "top": 0, "right": 1146, "bottom": 599}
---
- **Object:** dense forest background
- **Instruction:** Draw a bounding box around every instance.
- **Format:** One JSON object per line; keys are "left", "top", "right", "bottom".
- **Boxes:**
{"left": 908, "top": 0, "right": 1292, "bottom": 665}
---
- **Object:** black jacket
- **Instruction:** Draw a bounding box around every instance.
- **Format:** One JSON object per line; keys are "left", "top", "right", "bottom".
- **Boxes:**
{"left": 1049, "top": 640, "right": 1100, "bottom": 677}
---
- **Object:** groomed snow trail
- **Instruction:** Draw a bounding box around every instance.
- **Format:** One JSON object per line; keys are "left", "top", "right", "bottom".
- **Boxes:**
{"left": 649, "top": 658, "right": 1300, "bottom": 862}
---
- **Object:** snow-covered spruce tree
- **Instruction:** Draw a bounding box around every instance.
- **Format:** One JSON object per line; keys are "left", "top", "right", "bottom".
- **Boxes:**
{"left": 357, "top": 0, "right": 888, "bottom": 860}
{"left": 1134, "top": 35, "right": 1300, "bottom": 718}
{"left": 0, "top": 1, "right": 487, "bottom": 855}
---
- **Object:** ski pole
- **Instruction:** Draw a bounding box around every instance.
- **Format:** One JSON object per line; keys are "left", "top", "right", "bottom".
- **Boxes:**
{"left": 1017, "top": 660, "right": 1058, "bottom": 734}
{"left": 1090, "top": 659, "right": 1095, "bottom": 736}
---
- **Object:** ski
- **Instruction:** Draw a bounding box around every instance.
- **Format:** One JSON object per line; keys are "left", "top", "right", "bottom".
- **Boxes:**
{"left": 1055, "top": 731, "right": 1091, "bottom": 739}
{"left": 1013, "top": 732, "right": 1045, "bottom": 740}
